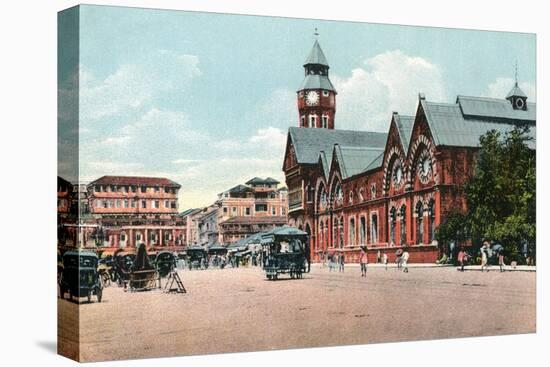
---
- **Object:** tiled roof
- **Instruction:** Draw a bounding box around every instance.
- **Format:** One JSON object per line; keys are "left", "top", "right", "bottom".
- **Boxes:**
{"left": 298, "top": 74, "right": 336, "bottom": 92}
{"left": 245, "top": 177, "right": 280, "bottom": 185}
{"left": 363, "top": 152, "right": 384, "bottom": 172}
{"left": 334, "top": 145, "right": 385, "bottom": 179}
{"left": 422, "top": 99, "right": 536, "bottom": 149}
{"left": 394, "top": 114, "right": 415, "bottom": 153}
{"left": 456, "top": 95, "right": 535, "bottom": 122}
{"left": 304, "top": 40, "right": 329, "bottom": 66}
{"left": 227, "top": 184, "right": 253, "bottom": 193}
{"left": 288, "top": 127, "right": 387, "bottom": 166}
{"left": 89, "top": 175, "right": 181, "bottom": 188}
{"left": 506, "top": 84, "right": 528, "bottom": 99}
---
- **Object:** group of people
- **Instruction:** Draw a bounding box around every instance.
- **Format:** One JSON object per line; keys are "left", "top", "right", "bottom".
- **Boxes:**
{"left": 322, "top": 248, "right": 409, "bottom": 276}
{"left": 457, "top": 240, "right": 507, "bottom": 272}
{"left": 326, "top": 252, "right": 346, "bottom": 272}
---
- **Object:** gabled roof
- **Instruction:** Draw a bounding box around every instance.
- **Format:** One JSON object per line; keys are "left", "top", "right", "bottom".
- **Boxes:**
{"left": 421, "top": 98, "right": 536, "bottom": 149}
{"left": 304, "top": 40, "right": 329, "bottom": 66}
{"left": 318, "top": 150, "right": 330, "bottom": 178}
{"left": 393, "top": 114, "right": 415, "bottom": 153}
{"left": 456, "top": 95, "right": 535, "bottom": 122}
{"left": 89, "top": 175, "right": 181, "bottom": 188}
{"left": 363, "top": 152, "right": 384, "bottom": 172}
{"left": 333, "top": 145, "right": 385, "bottom": 179}
{"left": 287, "top": 127, "right": 387, "bottom": 167}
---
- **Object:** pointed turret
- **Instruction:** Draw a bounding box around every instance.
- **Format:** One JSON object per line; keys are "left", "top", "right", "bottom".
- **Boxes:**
{"left": 304, "top": 40, "right": 329, "bottom": 67}
{"left": 296, "top": 35, "right": 337, "bottom": 129}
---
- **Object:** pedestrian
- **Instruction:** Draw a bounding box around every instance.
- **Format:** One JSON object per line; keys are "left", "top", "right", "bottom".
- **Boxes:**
{"left": 402, "top": 251, "right": 410, "bottom": 273}
{"left": 377, "top": 250, "right": 381, "bottom": 264}
{"left": 328, "top": 254, "right": 334, "bottom": 272}
{"left": 359, "top": 248, "right": 368, "bottom": 277}
{"left": 498, "top": 252, "right": 505, "bottom": 272}
{"left": 396, "top": 255, "right": 402, "bottom": 270}
{"left": 383, "top": 253, "right": 388, "bottom": 270}
{"left": 481, "top": 241, "right": 489, "bottom": 272}
{"left": 339, "top": 252, "right": 345, "bottom": 272}
{"left": 457, "top": 248, "right": 465, "bottom": 272}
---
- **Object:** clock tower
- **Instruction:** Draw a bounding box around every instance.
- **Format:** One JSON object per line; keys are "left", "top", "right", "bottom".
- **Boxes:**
{"left": 297, "top": 38, "right": 337, "bottom": 129}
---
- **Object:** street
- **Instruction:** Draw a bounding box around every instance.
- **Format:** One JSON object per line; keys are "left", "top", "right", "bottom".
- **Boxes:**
{"left": 58, "top": 265, "right": 536, "bottom": 362}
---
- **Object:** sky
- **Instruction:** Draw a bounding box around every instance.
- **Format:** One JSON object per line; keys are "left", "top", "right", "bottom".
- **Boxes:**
{"left": 58, "top": 5, "right": 536, "bottom": 210}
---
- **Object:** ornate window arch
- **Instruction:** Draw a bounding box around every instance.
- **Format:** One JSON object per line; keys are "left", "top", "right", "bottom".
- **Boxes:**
{"left": 415, "top": 201, "right": 424, "bottom": 244}
{"left": 389, "top": 207, "right": 397, "bottom": 245}
{"left": 400, "top": 205, "right": 407, "bottom": 245}
{"left": 383, "top": 147, "right": 407, "bottom": 195}
{"left": 409, "top": 135, "right": 438, "bottom": 185}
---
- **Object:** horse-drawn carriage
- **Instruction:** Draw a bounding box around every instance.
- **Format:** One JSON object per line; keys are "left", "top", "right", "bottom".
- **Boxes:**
{"left": 207, "top": 245, "right": 228, "bottom": 268}
{"left": 187, "top": 245, "right": 208, "bottom": 270}
{"left": 58, "top": 251, "right": 103, "bottom": 302}
{"left": 262, "top": 227, "right": 310, "bottom": 280}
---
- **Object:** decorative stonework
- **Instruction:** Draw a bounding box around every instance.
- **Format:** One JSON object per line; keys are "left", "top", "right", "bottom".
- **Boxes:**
{"left": 408, "top": 135, "right": 438, "bottom": 185}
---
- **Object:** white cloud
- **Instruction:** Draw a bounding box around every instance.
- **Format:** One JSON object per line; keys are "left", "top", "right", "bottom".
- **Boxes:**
{"left": 485, "top": 77, "right": 536, "bottom": 101}
{"left": 79, "top": 51, "right": 201, "bottom": 121}
{"left": 243, "top": 88, "right": 296, "bottom": 130}
{"left": 249, "top": 127, "right": 286, "bottom": 149}
{"left": 332, "top": 50, "right": 447, "bottom": 132}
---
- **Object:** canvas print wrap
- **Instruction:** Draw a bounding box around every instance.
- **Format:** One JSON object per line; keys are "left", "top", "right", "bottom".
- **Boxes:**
{"left": 57, "top": 5, "right": 536, "bottom": 362}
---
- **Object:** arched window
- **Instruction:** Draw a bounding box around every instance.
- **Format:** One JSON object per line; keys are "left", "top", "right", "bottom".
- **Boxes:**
{"left": 319, "top": 221, "right": 324, "bottom": 250}
{"left": 389, "top": 207, "right": 397, "bottom": 245}
{"left": 358, "top": 188, "right": 364, "bottom": 202}
{"left": 332, "top": 180, "right": 343, "bottom": 207}
{"left": 325, "top": 219, "right": 329, "bottom": 249}
{"left": 370, "top": 213, "right": 378, "bottom": 244}
{"left": 349, "top": 217, "right": 356, "bottom": 246}
{"left": 349, "top": 190, "right": 354, "bottom": 204}
{"left": 359, "top": 216, "right": 366, "bottom": 245}
{"left": 428, "top": 200, "right": 436, "bottom": 243}
{"left": 400, "top": 205, "right": 407, "bottom": 245}
{"left": 339, "top": 217, "right": 344, "bottom": 248}
{"left": 332, "top": 218, "right": 338, "bottom": 248}
{"left": 416, "top": 201, "right": 424, "bottom": 244}
{"left": 306, "top": 185, "right": 314, "bottom": 203}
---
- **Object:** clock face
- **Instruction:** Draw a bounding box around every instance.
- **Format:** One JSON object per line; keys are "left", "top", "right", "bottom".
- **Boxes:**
{"left": 392, "top": 161, "right": 404, "bottom": 187}
{"left": 305, "top": 91, "right": 320, "bottom": 106}
{"left": 418, "top": 153, "right": 432, "bottom": 182}
{"left": 515, "top": 98, "right": 524, "bottom": 109}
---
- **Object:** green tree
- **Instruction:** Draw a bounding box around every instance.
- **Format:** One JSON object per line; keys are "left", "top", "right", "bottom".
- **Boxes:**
{"left": 464, "top": 125, "right": 535, "bottom": 263}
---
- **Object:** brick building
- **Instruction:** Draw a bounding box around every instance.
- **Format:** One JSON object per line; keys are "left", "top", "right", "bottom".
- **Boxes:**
{"left": 86, "top": 175, "right": 186, "bottom": 249}
{"left": 216, "top": 177, "right": 288, "bottom": 244}
{"left": 283, "top": 40, "right": 536, "bottom": 263}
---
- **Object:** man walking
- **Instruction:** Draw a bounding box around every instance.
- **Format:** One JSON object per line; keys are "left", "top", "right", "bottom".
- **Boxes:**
{"left": 359, "top": 247, "right": 368, "bottom": 277}
{"left": 481, "top": 241, "right": 490, "bottom": 272}
{"left": 339, "top": 252, "right": 345, "bottom": 272}
{"left": 457, "top": 248, "right": 465, "bottom": 272}
{"left": 402, "top": 251, "right": 410, "bottom": 273}
{"left": 383, "top": 252, "right": 388, "bottom": 270}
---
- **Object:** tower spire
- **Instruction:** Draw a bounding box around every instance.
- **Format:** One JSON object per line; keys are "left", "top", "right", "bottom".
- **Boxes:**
{"left": 515, "top": 61, "right": 518, "bottom": 87}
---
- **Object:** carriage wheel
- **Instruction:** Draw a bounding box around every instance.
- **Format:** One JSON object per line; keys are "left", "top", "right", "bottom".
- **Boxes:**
{"left": 87, "top": 293, "right": 92, "bottom": 303}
